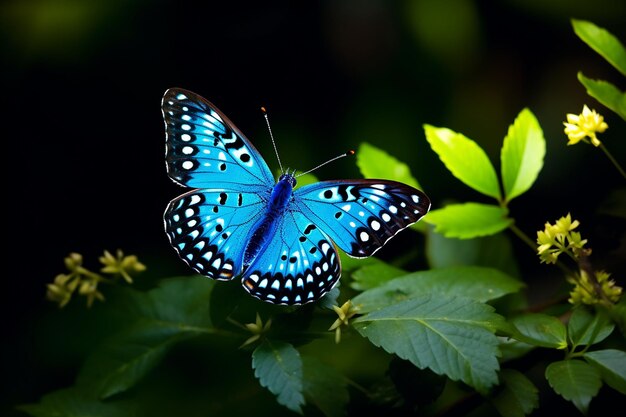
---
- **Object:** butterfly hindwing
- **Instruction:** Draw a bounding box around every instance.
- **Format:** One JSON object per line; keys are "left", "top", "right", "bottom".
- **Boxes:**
{"left": 295, "top": 180, "right": 431, "bottom": 257}
{"left": 165, "top": 187, "right": 269, "bottom": 280}
{"left": 162, "top": 88, "right": 274, "bottom": 189}
{"left": 241, "top": 210, "right": 341, "bottom": 305}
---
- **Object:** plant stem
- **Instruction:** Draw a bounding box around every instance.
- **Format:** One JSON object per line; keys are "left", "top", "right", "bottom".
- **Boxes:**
{"left": 509, "top": 223, "right": 536, "bottom": 251}
{"left": 599, "top": 143, "right": 626, "bottom": 180}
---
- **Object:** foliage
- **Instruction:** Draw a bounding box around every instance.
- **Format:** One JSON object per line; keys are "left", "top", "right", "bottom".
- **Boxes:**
{"left": 20, "top": 19, "right": 626, "bottom": 417}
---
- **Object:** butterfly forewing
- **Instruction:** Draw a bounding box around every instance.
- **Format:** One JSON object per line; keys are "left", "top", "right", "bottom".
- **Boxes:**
{"left": 295, "top": 180, "right": 431, "bottom": 257}
{"left": 162, "top": 88, "right": 274, "bottom": 188}
{"left": 241, "top": 210, "right": 341, "bottom": 305}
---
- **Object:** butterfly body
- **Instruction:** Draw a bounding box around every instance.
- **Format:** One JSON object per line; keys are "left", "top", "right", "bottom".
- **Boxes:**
{"left": 162, "top": 88, "right": 430, "bottom": 305}
{"left": 242, "top": 174, "right": 296, "bottom": 269}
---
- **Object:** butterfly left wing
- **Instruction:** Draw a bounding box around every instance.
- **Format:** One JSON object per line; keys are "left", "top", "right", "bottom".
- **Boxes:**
{"left": 165, "top": 187, "right": 268, "bottom": 280}
{"left": 241, "top": 210, "right": 341, "bottom": 305}
{"left": 294, "top": 180, "right": 430, "bottom": 258}
{"left": 162, "top": 88, "right": 275, "bottom": 189}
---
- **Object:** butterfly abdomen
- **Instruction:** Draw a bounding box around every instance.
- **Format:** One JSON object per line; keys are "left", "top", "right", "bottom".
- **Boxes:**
{"left": 243, "top": 176, "right": 294, "bottom": 268}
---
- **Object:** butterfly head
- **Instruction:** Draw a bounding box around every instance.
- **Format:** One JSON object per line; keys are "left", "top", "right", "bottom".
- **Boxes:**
{"left": 278, "top": 173, "right": 297, "bottom": 188}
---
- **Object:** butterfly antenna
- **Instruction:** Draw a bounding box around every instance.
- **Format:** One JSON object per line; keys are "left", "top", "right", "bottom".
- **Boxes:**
{"left": 261, "top": 106, "right": 284, "bottom": 174}
{"left": 295, "top": 150, "right": 355, "bottom": 178}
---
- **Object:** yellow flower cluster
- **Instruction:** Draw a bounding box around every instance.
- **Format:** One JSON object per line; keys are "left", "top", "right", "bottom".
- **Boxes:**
{"left": 536, "top": 214, "right": 587, "bottom": 264}
{"left": 46, "top": 250, "right": 145, "bottom": 308}
{"left": 568, "top": 270, "right": 622, "bottom": 306}
{"left": 563, "top": 105, "right": 608, "bottom": 146}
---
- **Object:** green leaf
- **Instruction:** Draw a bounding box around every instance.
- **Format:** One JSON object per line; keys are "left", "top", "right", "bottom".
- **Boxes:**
{"left": 128, "top": 275, "right": 215, "bottom": 327}
{"left": 77, "top": 321, "right": 201, "bottom": 399}
{"left": 356, "top": 142, "right": 422, "bottom": 189}
{"left": 302, "top": 356, "right": 349, "bottom": 417}
{"left": 545, "top": 359, "right": 602, "bottom": 415}
{"left": 426, "top": 229, "right": 520, "bottom": 278}
{"left": 490, "top": 369, "right": 539, "bottom": 417}
{"left": 572, "top": 19, "right": 626, "bottom": 76}
{"left": 17, "top": 387, "right": 135, "bottom": 417}
{"left": 318, "top": 285, "right": 341, "bottom": 310}
{"left": 510, "top": 314, "right": 567, "bottom": 349}
{"left": 350, "top": 260, "right": 407, "bottom": 291}
{"left": 424, "top": 125, "right": 501, "bottom": 199}
{"left": 353, "top": 295, "right": 502, "bottom": 394}
{"left": 423, "top": 203, "right": 512, "bottom": 239}
{"left": 352, "top": 266, "right": 523, "bottom": 313}
{"left": 500, "top": 108, "right": 545, "bottom": 203}
{"left": 584, "top": 349, "right": 626, "bottom": 394}
{"left": 252, "top": 340, "right": 305, "bottom": 414}
{"left": 567, "top": 307, "right": 614, "bottom": 349}
{"left": 577, "top": 72, "right": 626, "bottom": 120}
{"left": 77, "top": 276, "right": 219, "bottom": 398}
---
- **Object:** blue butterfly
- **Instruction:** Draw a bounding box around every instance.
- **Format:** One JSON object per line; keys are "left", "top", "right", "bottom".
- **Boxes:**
{"left": 162, "top": 88, "right": 430, "bottom": 305}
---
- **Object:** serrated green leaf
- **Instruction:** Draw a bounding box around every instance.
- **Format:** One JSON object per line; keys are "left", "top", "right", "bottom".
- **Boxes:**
{"left": 572, "top": 19, "right": 626, "bottom": 76}
{"left": 356, "top": 142, "right": 422, "bottom": 189}
{"left": 490, "top": 369, "right": 539, "bottom": 417}
{"left": 545, "top": 360, "right": 602, "bottom": 414}
{"left": 500, "top": 108, "right": 545, "bottom": 203}
{"left": 77, "top": 276, "right": 219, "bottom": 399}
{"left": 498, "top": 337, "right": 535, "bottom": 362}
{"left": 584, "top": 349, "right": 626, "bottom": 394}
{"left": 423, "top": 203, "right": 512, "bottom": 239}
{"left": 128, "top": 275, "right": 215, "bottom": 327}
{"left": 353, "top": 295, "right": 501, "bottom": 394}
{"left": 77, "top": 321, "right": 201, "bottom": 399}
{"left": 302, "top": 356, "right": 349, "bottom": 417}
{"left": 252, "top": 340, "right": 305, "bottom": 414}
{"left": 352, "top": 266, "right": 523, "bottom": 313}
{"left": 424, "top": 125, "right": 501, "bottom": 199}
{"left": 568, "top": 307, "right": 614, "bottom": 349}
{"left": 350, "top": 260, "right": 407, "bottom": 291}
{"left": 17, "top": 387, "right": 135, "bottom": 417}
{"left": 577, "top": 72, "right": 626, "bottom": 120}
{"left": 510, "top": 314, "right": 567, "bottom": 349}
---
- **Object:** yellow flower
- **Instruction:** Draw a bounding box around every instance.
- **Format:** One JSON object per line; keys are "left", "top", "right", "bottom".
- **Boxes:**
{"left": 99, "top": 249, "right": 146, "bottom": 284}
{"left": 536, "top": 214, "right": 587, "bottom": 264}
{"left": 78, "top": 279, "right": 105, "bottom": 307}
{"left": 563, "top": 105, "right": 608, "bottom": 147}
{"left": 328, "top": 300, "right": 358, "bottom": 344}
{"left": 240, "top": 313, "right": 272, "bottom": 348}
{"left": 568, "top": 270, "right": 622, "bottom": 306}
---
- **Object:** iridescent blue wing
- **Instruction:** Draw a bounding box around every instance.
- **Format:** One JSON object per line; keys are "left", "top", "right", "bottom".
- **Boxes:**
{"left": 241, "top": 210, "right": 341, "bottom": 305}
{"left": 165, "top": 187, "right": 268, "bottom": 280}
{"left": 294, "top": 180, "right": 430, "bottom": 257}
{"left": 162, "top": 88, "right": 274, "bottom": 188}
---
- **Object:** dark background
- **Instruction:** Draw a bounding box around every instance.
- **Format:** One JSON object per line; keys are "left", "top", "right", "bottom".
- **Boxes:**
{"left": 2, "top": 0, "right": 625, "bottom": 414}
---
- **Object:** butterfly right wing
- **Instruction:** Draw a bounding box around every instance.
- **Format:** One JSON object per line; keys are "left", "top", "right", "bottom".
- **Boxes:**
{"left": 162, "top": 88, "right": 275, "bottom": 189}
{"left": 165, "top": 187, "right": 268, "bottom": 280}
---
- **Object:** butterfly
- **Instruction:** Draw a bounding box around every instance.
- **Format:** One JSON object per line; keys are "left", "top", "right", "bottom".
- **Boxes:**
{"left": 162, "top": 88, "right": 430, "bottom": 305}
